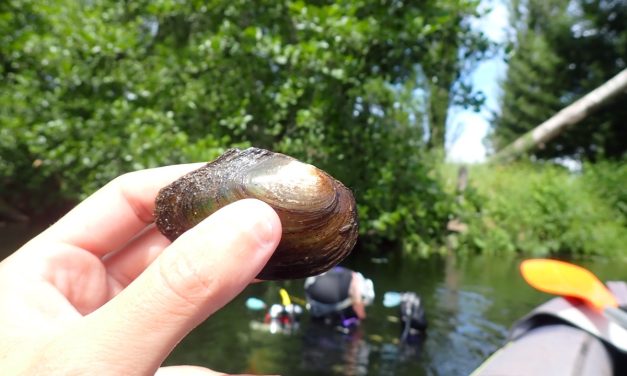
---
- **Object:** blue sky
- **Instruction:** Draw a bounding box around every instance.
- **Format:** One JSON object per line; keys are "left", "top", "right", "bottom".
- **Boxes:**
{"left": 446, "top": 0, "right": 510, "bottom": 163}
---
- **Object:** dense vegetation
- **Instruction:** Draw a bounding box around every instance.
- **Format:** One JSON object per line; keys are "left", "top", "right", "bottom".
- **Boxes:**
{"left": 0, "top": 0, "right": 488, "bottom": 252}
{"left": 491, "top": 0, "right": 626, "bottom": 161}
{"left": 446, "top": 161, "right": 627, "bottom": 257}
{"left": 1, "top": 0, "right": 624, "bottom": 258}
{"left": 480, "top": 0, "right": 626, "bottom": 258}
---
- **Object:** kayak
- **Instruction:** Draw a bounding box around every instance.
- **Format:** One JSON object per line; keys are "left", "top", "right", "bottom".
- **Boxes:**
{"left": 472, "top": 320, "right": 615, "bottom": 375}
{"left": 472, "top": 282, "right": 627, "bottom": 376}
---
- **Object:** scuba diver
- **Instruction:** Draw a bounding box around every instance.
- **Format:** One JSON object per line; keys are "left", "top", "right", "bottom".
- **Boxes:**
{"left": 263, "top": 288, "right": 303, "bottom": 333}
{"left": 304, "top": 266, "right": 375, "bottom": 328}
{"left": 398, "top": 292, "right": 427, "bottom": 343}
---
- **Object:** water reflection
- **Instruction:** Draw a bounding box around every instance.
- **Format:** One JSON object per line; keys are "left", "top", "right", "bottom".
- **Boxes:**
{"left": 162, "top": 253, "right": 539, "bottom": 375}
{"left": 3, "top": 223, "right": 623, "bottom": 375}
{"left": 302, "top": 324, "right": 371, "bottom": 375}
{"left": 377, "top": 335, "right": 427, "bottom": 376}
{"left": 163, "top": 252, "right": 625, "bottom": 375}
{"left": 428, "top": 287, "right": 507, "bottom": 375}
{"left": 299, "top": 320, "right": 428, "bottom": 376}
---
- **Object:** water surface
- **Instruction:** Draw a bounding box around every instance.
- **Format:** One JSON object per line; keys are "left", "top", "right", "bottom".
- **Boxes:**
{"left": 2, "top": 223, "right": 624, "bottom": 375}
{"left": 164, "top": 252, "right": 625, "bottom": 375}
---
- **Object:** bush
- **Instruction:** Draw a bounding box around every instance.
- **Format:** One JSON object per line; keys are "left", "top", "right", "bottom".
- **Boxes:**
{"left": 449, "top": 161, "right": 627, "bottom": 257}
{"left": 359, "top": 149, "right": 453, "bottom": 257}
{"left": 1, "top": 0, "right": 479, "bottom": 255}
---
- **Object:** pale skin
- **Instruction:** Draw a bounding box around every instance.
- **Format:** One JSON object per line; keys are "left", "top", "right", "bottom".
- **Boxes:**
{"left": 349, "top": 272, "right": 366, "bottom": 320}
{"left": 0, "top": 164, "right": 283, "bottom": 375}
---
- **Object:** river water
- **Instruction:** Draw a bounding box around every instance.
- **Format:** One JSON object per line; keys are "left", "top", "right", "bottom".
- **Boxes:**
{"left": 2, "top": 222, "right": 625, "bottom": 375}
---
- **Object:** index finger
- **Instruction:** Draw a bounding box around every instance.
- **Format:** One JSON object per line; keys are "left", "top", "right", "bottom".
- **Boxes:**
{"left": 36, "top": 163, "right": 205, "bottom": 257}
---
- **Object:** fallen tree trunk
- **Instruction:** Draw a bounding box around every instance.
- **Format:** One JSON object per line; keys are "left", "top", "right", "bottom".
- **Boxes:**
{"left": 491, "top": 68, "right": 627, "bottom": 163}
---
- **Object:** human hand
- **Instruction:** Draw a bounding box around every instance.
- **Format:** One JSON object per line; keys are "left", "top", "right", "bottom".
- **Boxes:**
{"left": 0, "top": 164, "right": 282, "bottom": 375}
{"left": 349, "top": 273, "right": 367, "bottom": 320}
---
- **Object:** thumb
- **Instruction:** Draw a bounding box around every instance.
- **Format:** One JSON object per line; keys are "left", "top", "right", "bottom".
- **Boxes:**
{"left": 74, "top": 199, "right": 282, "bottom": 374}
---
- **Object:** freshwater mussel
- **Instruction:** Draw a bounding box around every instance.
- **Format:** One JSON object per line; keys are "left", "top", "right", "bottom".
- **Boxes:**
{"left": 154, "top": 147, "right": 358, "bottom": 280}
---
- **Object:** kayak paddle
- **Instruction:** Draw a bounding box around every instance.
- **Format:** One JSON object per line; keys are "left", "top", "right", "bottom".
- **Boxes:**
{"left": 520, "top": 259, "right": 627, "bottom": 328}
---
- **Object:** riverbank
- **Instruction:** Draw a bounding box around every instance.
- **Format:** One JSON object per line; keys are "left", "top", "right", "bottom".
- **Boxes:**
{"left": 441, "top": 160, "right": 627, "bottom": 258}
{"left": 2, "top": 159, "right": 625, "bottom": 261}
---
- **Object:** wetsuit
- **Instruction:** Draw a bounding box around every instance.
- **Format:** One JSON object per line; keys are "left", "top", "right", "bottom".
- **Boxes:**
{"left": 305, "top": 267, "right": 357, "bottom": 324}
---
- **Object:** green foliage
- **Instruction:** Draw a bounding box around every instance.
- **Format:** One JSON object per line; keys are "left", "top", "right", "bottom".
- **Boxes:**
{"left": 581, "top": 160, "right": 627, "bottom": 218}
{"left": 491, "top": 32, "right": 564, "bottom": 149}
{"left": 492, "top": 0, "right": 627, "bottom": 161}
{"left": 360, "top": 148, "right": 453, "bottom": 257}
{"left": 450, "top": 161, "right": 627, "bottom": 257}
{"left": 0, "top": 0, "right": 488, "bottom": 254}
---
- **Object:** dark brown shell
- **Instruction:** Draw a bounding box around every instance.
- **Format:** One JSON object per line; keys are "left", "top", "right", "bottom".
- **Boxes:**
{"left": 154, "top": 147, "right": 358, "bottom": 280}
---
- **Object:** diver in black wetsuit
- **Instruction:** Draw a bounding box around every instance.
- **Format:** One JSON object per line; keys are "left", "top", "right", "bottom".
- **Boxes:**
{"left": 304, "top": 266, "right": 374, "bottom": 327}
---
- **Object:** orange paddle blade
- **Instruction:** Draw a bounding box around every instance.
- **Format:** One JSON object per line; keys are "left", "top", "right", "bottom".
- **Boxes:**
{"left": 520, "top": 259, "right": 618, "bottom": 311}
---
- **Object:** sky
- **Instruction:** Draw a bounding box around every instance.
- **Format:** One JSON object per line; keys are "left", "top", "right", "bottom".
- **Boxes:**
{"left": 445, "top": 0, "right": 510, "bottom": 163}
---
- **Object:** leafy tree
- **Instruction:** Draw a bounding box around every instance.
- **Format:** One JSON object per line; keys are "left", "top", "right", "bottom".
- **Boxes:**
{"left": 1, "top": 0, "right": 487, "bottom": 253}
{"left": 491, "top": 0, "right": 627, "bottom": 161}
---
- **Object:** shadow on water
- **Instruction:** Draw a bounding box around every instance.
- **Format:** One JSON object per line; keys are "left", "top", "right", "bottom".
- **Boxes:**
{"left": 0, "top": 220, "right": 56, "bottom": 260}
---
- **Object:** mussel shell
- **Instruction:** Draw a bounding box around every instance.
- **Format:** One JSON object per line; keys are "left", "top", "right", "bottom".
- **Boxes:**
{"left": 154, "top": 147, "right": 358, "bottom": 280}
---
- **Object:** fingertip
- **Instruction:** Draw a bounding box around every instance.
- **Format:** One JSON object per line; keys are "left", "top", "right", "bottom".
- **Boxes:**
{"left": 183, "top": 198, "right": 282, "bottom": 263}
{"left": 155, "top": 199, "right": 282, "bottom": 304}
{"left": 233, "top": 198, "right": 282, "bottom": 252}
